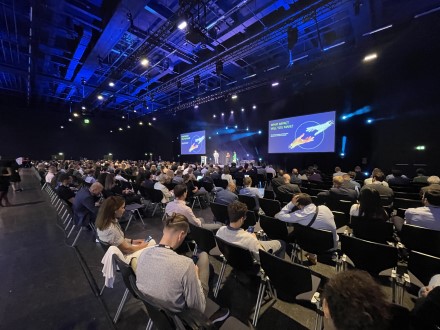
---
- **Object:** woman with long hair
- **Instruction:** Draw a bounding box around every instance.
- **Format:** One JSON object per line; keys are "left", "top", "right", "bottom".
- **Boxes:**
{"left": 350, "top": 187, "right": 388, "bottom": 221}
{"left": 96, "top": 196, "right": 155, "bottom": 261}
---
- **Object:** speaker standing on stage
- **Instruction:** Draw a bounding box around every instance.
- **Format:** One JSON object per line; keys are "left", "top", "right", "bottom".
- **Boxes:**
{"left": 213, "top": 150, "right": 219, "bottom": 164}
{"left": 225, "top": 152, "right": 230, "bottom": 165}
{"left": 232, "top": 151, "right": 237, "bottom": 164}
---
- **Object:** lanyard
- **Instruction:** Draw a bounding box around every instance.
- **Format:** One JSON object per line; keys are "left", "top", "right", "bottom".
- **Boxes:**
{"left": 155, "top": 244, "right": 173, "bottom": 250}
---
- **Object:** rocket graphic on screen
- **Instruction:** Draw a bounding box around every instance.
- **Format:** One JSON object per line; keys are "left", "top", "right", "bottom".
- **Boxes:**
{"left": 189, "top": 135, "right": 205, "bottom": 152}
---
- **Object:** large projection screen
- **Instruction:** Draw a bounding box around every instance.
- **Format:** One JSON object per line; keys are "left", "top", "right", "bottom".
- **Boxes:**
{"left": 180, "top": 130, "right": 206, "bottom": 155}
{"left": 268, "top": 111, "right": 336, "bottom": 153}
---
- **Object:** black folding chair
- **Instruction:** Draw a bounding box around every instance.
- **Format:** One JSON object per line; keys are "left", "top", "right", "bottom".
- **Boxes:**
{"left": 210, "top": 202, "right": 230, "bottom": 224}
{"left": 263, "top": 189, "right": 275, "bottom": 200}
{"left": 238, "top": 194, "right": 257, "bottom": 210}
{"left": 350, "top": 216, "right": 395, "bottom": 244}
{"left": 257, "top": 250, "right": 323, "bottom": 329}
{"left": 332, "top": 211, "right": 348, "bottom": 229}
{"left": 258, "top": 198, "right": 281, "bottom": 217}
{"left": 400, "top": 224, "right": 440, "bottom": 257}
{"left": 188, "top": 223, "right": 221, "bottom": 257}
{"left": 242, "top": 210, "right": 257, "bottom": 229}
{"left": 276, "top": 191, "right": 293, "bottom": 205}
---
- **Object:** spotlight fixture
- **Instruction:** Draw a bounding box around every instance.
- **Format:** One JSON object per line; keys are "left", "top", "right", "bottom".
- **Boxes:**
{"left": 241, "top": 108, "right": 244, "bottom": 112}
{"left": 109, "top": 82, "right": 115, "bottom": 87}
{"left": 194, "top": 105, "right": 199, "bottom": 109}
{"left": 122, "top": 115, "right": 125, "bottom": 119}
{"left": 139, "top": 121, "right": 143, "bottom": 125}
{"left": 84, "top": 119, "right": 90, "bottom": 124}
{"left": 110, "top": 130, "right": 113, "bottom": 133}
{"left": 246, "top": 127, "right": 249, "bottom": 131}
{"left": 177, "top": 19, "right": 187, "bottom": 30}
{"left": 148, "top": 122, "right": 152, "bottom": 126}
{"left": 140, "top": 58, "right": 149, "bottom": 66}
{"left": 81, "top": 106, "right": 86, "bottom": 110}
{"left": 234, "top": 125, "right": 237, "bottom": 128}
{"left": 152, "top": 117, "right": 156, "bottom": 121}
{"left": 133, "top": 110, "right": 137, "bottom": 113}
{"left": 230, "top": 110, "right": 234, "bottom": 114}
{"left": 225, "top": 126, "right": 228, "bottom": 129}
{"left": 366, "top": 118, "right": 373, "bottom": 124}
{"left": 213, "top": 114, "right": 216, "bottom": 118}
{"left": 231, "top": 94, "right": 237, "bottom": 99}
{"left": 252, "top": 105, "right": 257, "bottom": 109}
{"left": 363, "top": 53, "right": 378, "bottom": 62}
{"left": 119, "top": 127, "right": 123, "bottom": 131}
{"left": 97, "top": 95, "right": 104, "bottom": 100}
{"left": 271, "top": 82, "right": 279, "bottom": 87}
{"left": 258, "top": 130, "right": 262, "bottom": 134}
{"left": 221, "top": 112, "right": 224, "bottom": 116}
{"left": 68, "top": 118, "right": 72, "bottom": 122}
{"left": 60, "top": 126, "right": 64, "bottom": 129}
{"left": 73, "top": 113, "right": 79, "bottom": 117}
{"left": 127, "top": 125, "right": 131, "bottom": 129}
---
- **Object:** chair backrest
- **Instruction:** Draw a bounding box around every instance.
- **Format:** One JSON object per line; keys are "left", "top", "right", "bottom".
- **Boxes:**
{"left": 292, "top": 223, "right": 334, "bottom": 255}
{"left": 259, "top": 250, "right": 313, "bottom": 302}
{"left": 276, "top": 191, "right": 294, "bottom": 204}
{"left": 259, "top": 215, "right": 288, "bottom": 242}
{"left": 214, "top": 236, "right": 258, "bottom": 272}
{"left": 188, "top": 223, "right": 217, "bottom": 253}
{"left": 332, "top": 211, "right": 348, "bottom": 229}
{"left": 137, "top": 294, "right": 176, "bottom": 330}
{"left": 210, "top": 202, "right": 230, "bottom": 224}
{"left": 214, "top": 179, "right": 228, "bottom": 189}
{"left": 150, "top": 188, "right": 163, "bottom": 203}
{"left": 400, "top": 224, "right": 440, "bottom": 257}
{"left": 201, "top": 181, "right": 214, "bottom": 192}
{"left": 97, "top": 237, "right": 111, "bottom": 253}
{"left": 242, "top": 210, "right": 257, "bottom": 229}
{"left": 113, "top": 255, "right": 140, "bottom": 299}
{"left": 339, "top": 235, "right": 398, "bottom": 276}
{"left": 263, "top": 189, "right": 275, "bottom": 200}
{"left": 350, "top": 216, "right": 394, "bottom": 244}
{"left": 393, "top": 198, "right": 423, "bottom": 210}
{"left": 235, "top": 177, "right": 244, "bottom": 187}
{"left": 326, "top": 199, "right": 353, "bottom": 214}
{"left": 238, "top": 194, "right": 257, "bottom": 210}
{"left": 258, "top": 198, "right": 281, "bottom": 217}
{"left": 408, "top": 250, "right": 440, "bottom": 286}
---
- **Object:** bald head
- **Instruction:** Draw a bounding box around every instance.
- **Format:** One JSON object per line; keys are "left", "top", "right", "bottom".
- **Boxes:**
{"left": 283, "top": 174, "right": 291, "bottom": 184}
{"left": 90, "top": 182, "right": 103, "bottom": 196}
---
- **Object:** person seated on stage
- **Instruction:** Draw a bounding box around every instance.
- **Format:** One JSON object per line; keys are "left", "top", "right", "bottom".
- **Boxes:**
{"left": 96, "top": 196, "right": 156, "bottom": 267}
{"left": 183, "top": 174, "right": 210, "bottom": 206}
{"left": 154, "top": 174, "right": 173, "bottom": 203}
{"left": 165, "top": 184, "right": 221, "bottom": 231}
{"left": 136, "top": 213, "right": 230, "bottom": 323}
{"left": 420, "top": 176, "right": 440, "bottom": 197}
{"left": 317, "top": 176, "right": 358, "bottom": 204}
{"left": 350, "top": 187, "right": 389, "bottom": 221}
{"left": 72, "top": 182, "right": 104, "bottom": 227}
{"left": 386, "top": 169, "right": 410, "bottom": 186}
{"left": 216, "top": 201, "right": 285, "bottom": 261}
{"left": 278, "top": 174, "right": 301, "bottom": 195}
{"left": 56, "top": 173, "right": 76, "bottom": 207}
{"left": 404, "top": 188, "right": 440, "bottom": 231}
{"left": 322, "top": 270, "right": 391, "bottom": 330}
{"left": 215, "top": 182, "right": 238, "bottom": 206}
{"left": 275, "top": 193, "right": 338, "bottom": 249}
{"left": 221, "top": 166, "right": 234, "bottom": 185}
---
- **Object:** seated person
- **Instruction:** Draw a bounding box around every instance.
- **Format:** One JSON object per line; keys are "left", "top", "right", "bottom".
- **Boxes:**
{"left": 322, "top": 270, "right": 391, "bottom": 330}
{"left": 57, "top": 173, "right": 76, "bottom": 207}
{"left": 216, "top": 201, "right": 285, "bottom": 260}
{"left": 361, "top": 171, "right": 394, "bottom": 205}
{"left": 72, "top": 182, "right": 103, "bottom": 227}
{"left": 104, "top": 173, "right": 141, "bottom": 204}
{"left": 239, "top": 176, "right": 262, "bottom": 211}
{"left": 318, "top": 176, "right": 358, "bottom": 204}
{"left": 404, "top": 189, "right": 440, "bottom": 231}
{"left": 364, "top": 168, "right": 389, "bottom": 187}
{"left": 215, "top": 182, "right": 238, "bottom": 206}
{"left": 342, "top": 172, "right": 361, "bottom": 191}
{"left": 183, "top": 174, "right": 210, "bottom": 206}
{"left": 413, "top": 168, "right": 429, "bottom": 184}
{"left": 278, "top": 174, "right": 301, "bottom": 195}
{"left": 96, "top": 196, "right": 155, "bottom": 266}
{"left": 387, "top": 169, "right": 410, "bottom": 186}
{"left": 136, "top": 213, "right": 229, "bottom": 323}
{"left": 411, "top": 275, "right": 440, "bottom": 330}
{"left": 275, "top": 193, "right": 338, "bottom": 248}
{"left": 420, "top": 176, "right": 440, "bottom": 197}
{"left": 154, "top": 174, "right": 173, "bottom": 203}
{"left": 165, "top": 184, "right": 221, "bottom": 231}
{"left": 350, "top": 187, "right": 389, "bottom": 221}
{"left": 172, "top": 170, "right": 184, "bottom": 184}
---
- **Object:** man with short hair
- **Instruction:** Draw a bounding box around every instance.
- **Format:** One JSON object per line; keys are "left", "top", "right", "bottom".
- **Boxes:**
{"left": 405, "top": 189, "right": 440, "bottom": 231}
{"left": 364, "top": 168, "right": 389, "bottom": 187}
{"left": 275, "top": 193, "right": 338, "bottom": 248}
{"left": 165, "top": 184, "right": 221, "bottom": 230}
{"left": 290, "top": 168, "right": 302, "bottom": 185}
{"left": 420, "top": 176, "right": 440, "bottom": 197}
{"left": 387, "top": 169, "right": 410, "bottom": 186}
{"left": 361, "top": 171, "right": 394, "bottom": 204}
{"left": 215, "top": 182, "right": 238, "bottom": 206}
{"left": 333, "top": 166, "right": 346, "bottom": 177}
{"left": 318, "top": 176, "right": 358, "bottom": 203}
{"left": 278, "top": 174, "right": 301, "bottom": 195}
{"left": 136, "top": 213, "right": 229, "bottom": 322}
{"left": 72, "top": 182, "right": 103, "bottom": 227}
{"left": 57, "top": 173, "right": 76, "bottom": 207}
{"left": 216, "top": 201, "right": 285, "bottom": 260}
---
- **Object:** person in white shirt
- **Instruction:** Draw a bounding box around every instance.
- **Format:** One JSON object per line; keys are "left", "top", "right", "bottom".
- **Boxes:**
{"left": 165, "top": 184, "right": 221, "bottom": 231}
{"left": 221, "top": 166, "right": 234, "bottom": 185}
{"left": 45, "top": 166, "right": 57, "bottom": 183}
{"left": 364, "top": 168, "right": 389, "bottom": 187}
{"left": 213, "top": 150, "right": 219, "bottom": 164}
{"left": 154, "top": 175, "right": 173, "bottom": 203}
{"left": 405, "top": 189, "right": 440, "bottom": 231}
{"left": 216, "top": 201, "right": 285, "bottom": 260}
{"left": 275, "top": 193, "right": 338, "bottom": 248}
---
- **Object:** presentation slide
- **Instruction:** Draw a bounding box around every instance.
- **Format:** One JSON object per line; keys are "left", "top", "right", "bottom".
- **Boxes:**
{"left": 268, "top": 111, "right": 336, "bottom": 153}
{"left": 181, "top": 130, "right": 206, "bottom": 155}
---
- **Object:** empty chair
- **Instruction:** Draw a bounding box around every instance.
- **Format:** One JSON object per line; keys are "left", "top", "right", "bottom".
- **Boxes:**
{"left": 350, "top": 216, "right": 395, "bottom": 244}
{"left": 242, "top": 210, "right": 257, "bottom": 229}
{"left": 210, "top": 202, "right": 230, "bottom": 224}
{"left": 276, "top": 191, "right": 293, "bottom": 205}
{"left": 256, "top": 250, "right": 322, "bottom": 329}
{"left": 291, "top": 223, "right": 335, "bottom": 264}
{"left": 400, "top": 224, "right": 440, "bottom": 257}
{"left": 258, "top": 198, "right": 281, "bottom": 217}
{"left": 259, "top": 215, "right": 289, "bottom": 243}
{"left": 332, "top": 211, "right": 348, "bottom": 229}
{"left": 393, "top": 198, "right": 423, "bottom": 217}
{"left": 326, "top": 199, "right": 353, "bottom": 215}
{"left": 238, "top": 194, "right": 257, "bottom": 212}
{"left": 263, "top": 189, "right": 275, "bottom": 200}
{"left": 407, "top": 250, "right": 440, "bottom": 288}
{"left": 124, "top": 203, "right": 145, "bottom": 231}
{"left": 188, "top": 223, "right": 220, "bottom": 256}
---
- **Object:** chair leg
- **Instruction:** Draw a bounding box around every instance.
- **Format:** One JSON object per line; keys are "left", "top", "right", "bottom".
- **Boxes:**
{"left": 214, "top": 260, "right": 227, "bottom": 298}
{"left": 152, "top": 204, "right": 158, "bottom": 217}
{"left": 99, "top": 283, "right": 106, "bottom": 296}
{"left": 252, "top": 279, "right": 267, "bottom": 327}
{"left": 146, "top": 319, "right": 153, "bottom": 330}
{"left": 125, "top": 214, "right": 134, "bottom": 231}
{"left": 136, "top": 209, "right": 145, "bottom": 225}
{"left": 113, "top": 288, "right": 129, "bottom": 323}
{"left": 67, "top": 224, "right": 76, "bottom": 238}
{"left": 312, "top": 292, "right": 323, "bottom": 330}
{"left": 71, "top": 227, "right": 84, "bottom": 247}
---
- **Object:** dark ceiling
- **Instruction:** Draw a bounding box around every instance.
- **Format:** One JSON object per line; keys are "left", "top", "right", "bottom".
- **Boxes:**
{"left": 0, "top": 0, "right": 439, "bottom": 119}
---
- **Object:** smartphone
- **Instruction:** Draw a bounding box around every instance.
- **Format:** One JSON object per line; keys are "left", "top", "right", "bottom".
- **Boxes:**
{"left": 145, "top": 235, "right": 153, "bottom": 242}
{"left": 247, "top": 226, "right": 255, "bottom": 233}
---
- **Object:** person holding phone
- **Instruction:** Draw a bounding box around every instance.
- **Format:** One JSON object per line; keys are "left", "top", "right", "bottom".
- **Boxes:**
{"left": 96, "top": 196, "right": 156, "bottom": 263}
